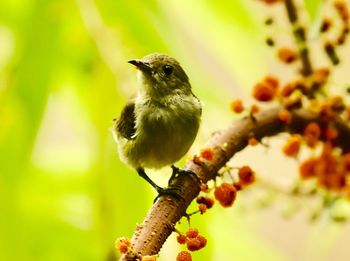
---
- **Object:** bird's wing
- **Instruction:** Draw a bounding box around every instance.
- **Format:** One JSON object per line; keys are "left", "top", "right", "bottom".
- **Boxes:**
{"left": 115, "top": 99, "right": 136, "bottom": 140}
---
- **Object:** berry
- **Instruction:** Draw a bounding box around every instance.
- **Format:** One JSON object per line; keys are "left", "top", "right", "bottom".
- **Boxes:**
{"left": 250, "top": 104, "right": 260, "bottom": 114}
{"left": 196, "top": 196, "right": 215, "bottom": 209}
{"left": 248, "top": 137, "right": 259, "bottom": 146}
{"left": 282, "top": 135, "right": 301, "bottom": 157}
{"left": 198, "top": 203, "right": 207, "bottom": 214}
{"left": 313, "top": 68, "right": 330, "bottom": 84}
{"left": 197, "top": 235, "right": 207, "bottom": 249}
{"left": 186, "top": 238, "right": 202, "bottom": 251}
{"left": 214, "top": 183, "right": 237, "bottom": 207}
{"left": 304, "top": 122, "right": 321, "bottom": 147}
{"left": 200, "top": 148, "right": 214, "bottom": 161}
{"left": 278, "top": 47, "right": 298, "bottom": 63}
{"left": 176, "top": 251, "right": 192, "bottom": 261}
{"left": 325, "top": 125, "right": 338, "bottom": 140}
{"left": 278, "top": 109, "right": 292, "bottom": 124}
{"left": 186, "top": 228, "right": 199, "bottom": 239}
{"left": 115, "top": 237, "right": 131, "bottom": 254}
{"left": 299, "top": 158, "right": 318, "bottom": 179}
{"left": 253, "top": 82, "right": 276, "bottom": 102}
{"left": 280, "top": 83, "right": 296, "bottom": 97}
{"left": 230, "top": 99, "right": 244, "bottom": 113}
{"left": 264, "top": 75, "right": 279, "bottom": 90}
{"left": 177, "top": 234, "right": 187, "bottom": 245}
{"left": 238, "top": 166, "right": 255, "bottom": 186}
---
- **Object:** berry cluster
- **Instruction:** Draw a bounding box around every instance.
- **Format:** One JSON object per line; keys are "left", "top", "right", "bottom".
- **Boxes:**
{"left": 228, "top": 0, "right": 350, "bottom": 213}
{"left": 213, "top": 166, "right": 256, "bottom": 207}
{"left": 245, "top": 1, "right": 350, "bottom": 204}
{"left": 175, "top": 228, "right": 207, "bottom": 260}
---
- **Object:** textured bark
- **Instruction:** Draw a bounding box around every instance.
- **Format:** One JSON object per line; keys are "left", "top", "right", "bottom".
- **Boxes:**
{"left": 120, "top": 107, "right": 350, "bottom": 260}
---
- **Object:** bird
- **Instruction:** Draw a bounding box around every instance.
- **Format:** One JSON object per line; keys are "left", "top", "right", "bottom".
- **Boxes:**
{"left": 112, "top": 53, "right": 201, "bottom": 196}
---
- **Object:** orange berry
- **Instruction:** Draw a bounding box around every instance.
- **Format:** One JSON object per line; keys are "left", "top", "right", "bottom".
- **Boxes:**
{"left": 280, "top": 83, "right": 296, "bottom": 97}
{"left": 214, "top": 183, "right": 237, "bottom": 207}
{"left": 115, "top": 237, "right": 131, "bottom": 254}
{"left": 177, "top": 234, "right": 187, "bottom": 245}
{"left": 186, "top": 238, "right": 202, "bottom": 252}
{"left": 250, "top": 104, "right": 260, "bottom": 114}
{"left": 248, "top": 137, "right": 259, "bottom": 146}
{"left": 196, "top": 196, "right": 214, "bottom": 209}
{"left": 320, "top": 102, "right": 335, "bottom": 119}
{"left": 320, "top": 173, "right": 346, "bottom": 191}
{"left": 233, "top": 182, "right": 243, "bottom": 191}
{"left": 198, "top": 203, "right": 207, "bottom": 214}
{"left": 200, "top": 148, "right": 214, "bottom": 161}
{"left": 304, "top": 122, "right": 321, "bottom": 147}
{"left": 264, "top": 75, "right": 279, "bottom": 90}
{"left": 313, "top": 68, "right": 330, "bottom": 84}
{"left": 282, "top": 135, "right": 301, "bottom": 157}
{"left": 253, "top": 82, "right": 276, "bottom": 102}
{"left": 278, "top": 47, "right": 298, "bottom": 63}
{"left": 299, "top": 158, "right": 318, "bottom": 179}
{"left": 186, "top": 228, "right": 199, "bottom": 239}
{"left": 197, "top": 235, "right": 207, "bottom": 249}
{"left": 176, "top": 251, "right": 192, "bottom": 261}
{"left": 238, "top": 166, "right": 255, "bottom": 186}
{"left": 325, "top": 125, "right": 338, "bottom": 140}
{"left": 230, "top": 99, "right": 244, "bottom": 113}
{"left": 278, "top": 109, "right": 292, "bottom": 124}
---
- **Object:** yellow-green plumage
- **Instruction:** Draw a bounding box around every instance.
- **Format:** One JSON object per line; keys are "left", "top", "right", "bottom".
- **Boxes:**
{"left": 113, "top": 53, "right": 201, "bottom": 191}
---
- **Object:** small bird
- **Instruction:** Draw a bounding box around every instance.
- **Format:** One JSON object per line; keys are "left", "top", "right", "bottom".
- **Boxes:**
{"left": 113, "top": 53, "right": 201, "bottom": 195}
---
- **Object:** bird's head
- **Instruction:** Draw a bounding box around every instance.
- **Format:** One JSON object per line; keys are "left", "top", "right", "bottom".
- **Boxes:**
{"left": 128, "top": 53, "right": 191, "bottom": 97}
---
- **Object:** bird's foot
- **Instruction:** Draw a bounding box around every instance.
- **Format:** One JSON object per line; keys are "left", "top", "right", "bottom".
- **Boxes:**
{"left": 170, "top": 165, "right": 200, "bottom": 184}
{"left": 137, "top": 167, "right": 185, "bottom": 202}
{"left": 154, "top": 186, "right": 184, "bottom": 203}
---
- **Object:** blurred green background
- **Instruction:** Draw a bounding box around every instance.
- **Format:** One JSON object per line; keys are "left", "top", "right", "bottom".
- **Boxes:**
{"left": 2, "top": 0, "right": 350, "bottom": 260}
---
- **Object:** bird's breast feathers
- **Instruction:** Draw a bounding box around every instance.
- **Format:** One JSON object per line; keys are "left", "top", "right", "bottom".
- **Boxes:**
{"left": 117, "top": 94, "right": 201, "bottom": 169}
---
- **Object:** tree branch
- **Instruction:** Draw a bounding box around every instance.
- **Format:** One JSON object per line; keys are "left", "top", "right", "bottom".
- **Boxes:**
{"left": 120, "top": 107, "right": 350, "bottom": 260}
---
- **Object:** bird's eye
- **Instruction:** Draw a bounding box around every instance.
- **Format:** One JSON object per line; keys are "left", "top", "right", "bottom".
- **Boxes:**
{"left": 162, "top": 65, "right": 173, "bottom": 76}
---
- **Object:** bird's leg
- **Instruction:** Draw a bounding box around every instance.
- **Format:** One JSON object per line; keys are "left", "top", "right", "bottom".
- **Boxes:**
{"left": 137, "top": 167, "right": 183, "bottom": 201}
{"left": 137, "top": 167, "right": 163, "bottom": 192}
{"left": 170, "top": 165, "right": 200, "bottom": 185}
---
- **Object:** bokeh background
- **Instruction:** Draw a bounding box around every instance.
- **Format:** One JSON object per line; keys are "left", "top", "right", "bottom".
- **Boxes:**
{"left": 2, "top": 0, "right": 350, "bottom": 260}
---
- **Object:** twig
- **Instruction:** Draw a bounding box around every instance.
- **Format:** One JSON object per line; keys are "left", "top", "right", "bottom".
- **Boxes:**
{"left": 284, "top": 0, "right": 313, "bottom": 76}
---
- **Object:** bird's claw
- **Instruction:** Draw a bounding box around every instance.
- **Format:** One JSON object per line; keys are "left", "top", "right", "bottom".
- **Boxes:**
{"left": 154, "top": 186, "right": 184, "bottom": 203}
{"left": 170, "top": 165, "right": 200, "bottom": 184}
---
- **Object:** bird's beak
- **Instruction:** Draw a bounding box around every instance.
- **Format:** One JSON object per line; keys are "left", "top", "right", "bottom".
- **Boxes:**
{"left": 128, "top": 59, "right": 152, "bottom": 73}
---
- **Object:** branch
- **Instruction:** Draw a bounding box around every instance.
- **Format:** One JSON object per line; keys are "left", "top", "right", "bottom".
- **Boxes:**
{"left": 120, "top": 107, "right": 350, "bottom": 260}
